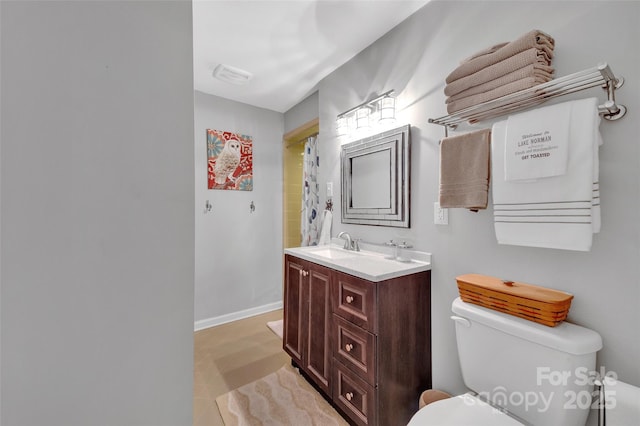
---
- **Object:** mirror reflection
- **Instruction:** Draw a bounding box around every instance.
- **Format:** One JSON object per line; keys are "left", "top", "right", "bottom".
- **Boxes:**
{"left": 351, "top": 149, "right": 391, "bottom": 209}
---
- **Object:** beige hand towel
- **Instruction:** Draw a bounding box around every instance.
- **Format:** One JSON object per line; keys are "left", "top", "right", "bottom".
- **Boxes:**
{"left": 445, "top": 63, "right": 554, "bottom": 98}
{"left": 446, "top": 76, "right": 551, "bottom": 114}
{"left": 446, "top": 29, "right": 554, "bottom": 83}
{"left": 439, "top": 129, "right": 492, "bottom": 211}
{"left": 444, "top": 48, "right": 551, "bottom": 97}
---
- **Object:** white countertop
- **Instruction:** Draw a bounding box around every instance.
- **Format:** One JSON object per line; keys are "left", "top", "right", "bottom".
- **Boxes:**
{"left": 284, "top": 241, "right": 431, "bottom": 282}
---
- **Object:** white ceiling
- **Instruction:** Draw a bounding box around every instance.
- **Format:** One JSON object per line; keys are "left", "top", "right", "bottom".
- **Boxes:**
{"left": 193, "top": 0, "right": 429, "bottom": 113}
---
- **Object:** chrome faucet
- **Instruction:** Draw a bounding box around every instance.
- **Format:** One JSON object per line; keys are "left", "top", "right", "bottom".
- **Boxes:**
{"left": 338, "top": 232, "right": 352, "bottom": 250}
{"left": 337, "top": 232, "right": 360, "bottom": 251}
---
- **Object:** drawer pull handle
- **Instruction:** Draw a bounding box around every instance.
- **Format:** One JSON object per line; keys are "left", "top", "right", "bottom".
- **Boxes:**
{"left": 345, "top": 295, "right": 354, "bottom": 303}
{"left": 345, "top": 343, "right": 353, "bottom": 352}
{"left": 346, "top": 392, "right": 353, "bottom": 401}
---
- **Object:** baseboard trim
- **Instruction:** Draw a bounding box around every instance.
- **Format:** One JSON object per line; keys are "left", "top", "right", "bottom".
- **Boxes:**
{"left": 194, "top": 301, "right": 283, "bottom": 332}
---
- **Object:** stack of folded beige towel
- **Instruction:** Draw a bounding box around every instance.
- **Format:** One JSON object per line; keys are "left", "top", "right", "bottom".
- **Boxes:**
{"left": 445, "top": 30, "right": 555, "bottom": 114}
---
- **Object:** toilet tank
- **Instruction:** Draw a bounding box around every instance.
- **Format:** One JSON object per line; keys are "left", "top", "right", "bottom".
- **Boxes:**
{"left": 451, "top": 297, "right": 602, "bottom": 426}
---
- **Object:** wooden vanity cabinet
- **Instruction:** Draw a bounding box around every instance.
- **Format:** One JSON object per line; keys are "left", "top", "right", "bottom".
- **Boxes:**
{"left": 283, "top": 254, "right": 432, "bottom": 426}
{"left": 283, "top": 254, "right": 332, "bottom": 396}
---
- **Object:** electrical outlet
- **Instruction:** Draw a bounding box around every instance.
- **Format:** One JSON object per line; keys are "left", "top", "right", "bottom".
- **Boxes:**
{"left": 434, "top": 202, "right": 449, "bottom": 225}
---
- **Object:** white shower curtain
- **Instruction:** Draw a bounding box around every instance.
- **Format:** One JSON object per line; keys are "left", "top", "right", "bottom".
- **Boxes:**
{"left": 301, "top": 135, "right": 320, "bottom": 246}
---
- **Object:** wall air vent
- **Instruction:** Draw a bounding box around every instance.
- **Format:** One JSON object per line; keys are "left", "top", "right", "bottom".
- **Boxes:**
{"left": 212, "top": 64, "right": 253, "bottom": 85}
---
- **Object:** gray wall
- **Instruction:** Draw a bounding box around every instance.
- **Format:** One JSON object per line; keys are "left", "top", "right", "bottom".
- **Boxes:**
{"left": 318, "top": 0, "right": 640, "bottom": 404}
{"left": 284, "top": 91, "right": 319, "bottom": 133}
{"left": 194, "top": 91, "right": 284, "bottom": 327}
{"left": 0, "top": 1, "right": 3, "bottom": 420}
{"left": 1, "top": 1, "right": 195, "bottom": 425}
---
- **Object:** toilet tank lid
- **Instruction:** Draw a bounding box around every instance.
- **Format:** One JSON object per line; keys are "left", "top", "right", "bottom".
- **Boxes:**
{"left": 452, "top": 297, "right": 603, "bottom": 355}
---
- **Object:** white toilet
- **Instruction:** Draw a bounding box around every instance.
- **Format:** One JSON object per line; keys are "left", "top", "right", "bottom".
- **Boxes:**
{"left": 409, "top": 297, "right": 603, "bottom": 426}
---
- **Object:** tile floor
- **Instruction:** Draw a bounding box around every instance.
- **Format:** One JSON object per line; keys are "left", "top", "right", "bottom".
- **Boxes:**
{"left": 193, "top": 309, "right": 288, "bottom": 426}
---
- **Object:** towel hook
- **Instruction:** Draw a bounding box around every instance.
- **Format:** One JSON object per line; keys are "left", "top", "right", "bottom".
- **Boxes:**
{"left": 249, "top": 201, "right": 255, "bottom": 213}
{"left": 325, "top": 198, "right": 333, "bottom": 212}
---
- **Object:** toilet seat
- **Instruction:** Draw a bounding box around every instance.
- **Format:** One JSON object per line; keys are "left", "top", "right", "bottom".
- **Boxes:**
{"left": 407, "top": 393, "right": 524, "bottom": 426}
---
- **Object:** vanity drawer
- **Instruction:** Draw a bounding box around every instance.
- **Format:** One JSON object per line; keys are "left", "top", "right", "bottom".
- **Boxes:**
{"left": 333, "top": 360, "right": 376, "bottom": 426}
{"left": 332, "top": 271, "right": 376, "bottom": 333}
{"left": 333, "top": 314, "right": 376, "bottom": 386}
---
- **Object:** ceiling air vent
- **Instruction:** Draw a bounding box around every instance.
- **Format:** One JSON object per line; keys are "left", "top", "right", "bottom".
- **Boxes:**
{"left": 212, "top": 64, "right": 253, "bottom": 85}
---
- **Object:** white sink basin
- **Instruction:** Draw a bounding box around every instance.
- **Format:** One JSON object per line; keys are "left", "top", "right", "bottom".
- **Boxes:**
{"left": 303, "top": 246, "right": 363, "bottom": 260}
{"left": 284, "top": 243, "right": 431, "bottom": 282}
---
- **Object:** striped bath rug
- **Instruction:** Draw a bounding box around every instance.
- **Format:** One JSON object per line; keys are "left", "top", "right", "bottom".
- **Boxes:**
{"left": 216, "top": 363, "right": 348, "bottom": 425}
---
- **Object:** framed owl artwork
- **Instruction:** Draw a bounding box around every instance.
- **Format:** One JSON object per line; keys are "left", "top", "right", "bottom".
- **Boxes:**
{"left": 207, "top": 129, "right": 253, "bottom": 190}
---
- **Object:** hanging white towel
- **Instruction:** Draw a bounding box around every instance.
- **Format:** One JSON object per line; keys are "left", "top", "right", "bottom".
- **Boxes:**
{"left": 504, "top": 100, "right": 571, "bottom": 181}
{"left": 318, "top": 210, "right": 333, "bottom": 245}
{"left": 592, "top": 130, "right": 603, "bottom": 233}
{"left": 491, "top": 97, "right": 602, "bottom": 251}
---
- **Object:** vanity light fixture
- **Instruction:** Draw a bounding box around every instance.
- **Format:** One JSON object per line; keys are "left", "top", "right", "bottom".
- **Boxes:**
{"left": 336, "top": 90, "right": 395, "bottom": 138}
{"left": 355, "top": 106, "right": 371, "bottom": 129}
{"left": 378, "top": 95, "right": 396, "bottom": 124}
{"left": 336, "top": 115, "right": 349, "bottom": 137}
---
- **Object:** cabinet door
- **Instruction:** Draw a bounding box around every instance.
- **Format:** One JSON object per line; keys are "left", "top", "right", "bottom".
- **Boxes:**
{"left": 305, "top": 263, "right": 332, "bottom": 395}
{"left": 283, "top": 256, "right": 306, "bottom": 366}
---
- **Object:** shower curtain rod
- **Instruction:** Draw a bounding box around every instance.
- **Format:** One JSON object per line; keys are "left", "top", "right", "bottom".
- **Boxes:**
{"left": 286, "top": 132, "right": 318, "bottom": 148}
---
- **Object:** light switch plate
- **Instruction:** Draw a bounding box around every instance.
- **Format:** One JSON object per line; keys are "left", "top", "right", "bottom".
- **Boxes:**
{"left": 326, "top": 182, "right": 333, "bottom": 197}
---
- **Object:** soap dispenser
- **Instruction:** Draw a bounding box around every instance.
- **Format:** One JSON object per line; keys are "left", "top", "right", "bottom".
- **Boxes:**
{"left": 383, "top": 240, "right": 397, "bottom": 260}
{"left": 396, "top": 241, "right": 413, "bottom": 263}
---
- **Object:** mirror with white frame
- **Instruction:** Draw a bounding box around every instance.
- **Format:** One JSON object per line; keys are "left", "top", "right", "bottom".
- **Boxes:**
{"left": 341, "top": 124, "right": 410, "bottom": 227}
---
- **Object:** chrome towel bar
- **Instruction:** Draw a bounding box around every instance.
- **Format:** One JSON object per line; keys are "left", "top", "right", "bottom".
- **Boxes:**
{"left": 429, "top": 63, "right": 626, "bottom": 129}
